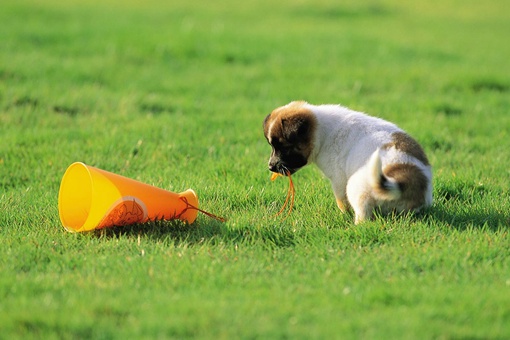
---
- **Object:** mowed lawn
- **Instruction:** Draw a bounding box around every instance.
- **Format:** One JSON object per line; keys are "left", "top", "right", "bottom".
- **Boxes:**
{"left": 0, "top": 0, "right": 509, "bottom": 338}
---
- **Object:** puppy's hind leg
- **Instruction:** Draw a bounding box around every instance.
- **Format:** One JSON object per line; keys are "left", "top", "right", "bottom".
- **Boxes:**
{"left": 347, "top": 172, "right": 376, "bottom": 224}
{"left": 351, "top": 194, "right": 376, "bottom": 224}
{"left": 353, "top": 202, "right": 375, "bottom": 224}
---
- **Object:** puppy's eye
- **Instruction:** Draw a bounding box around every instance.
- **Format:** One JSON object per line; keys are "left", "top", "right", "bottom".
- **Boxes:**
{"left": 272, "top": 138, "right": 291, "bottom": 149}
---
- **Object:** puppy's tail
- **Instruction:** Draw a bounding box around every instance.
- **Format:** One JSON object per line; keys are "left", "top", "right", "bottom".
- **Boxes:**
{"left": 367, "top": 148, "right": 401, "bottom": 200}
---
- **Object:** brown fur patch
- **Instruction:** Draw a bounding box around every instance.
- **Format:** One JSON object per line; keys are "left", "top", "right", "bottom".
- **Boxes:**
{"left": 383, "top": 131, "right": 429, "bottom": 165}
{"left": 263, "top": 102, "right": 317, "bottom": 159}
{"left": 383, "top": 163, "right": 428, "bottom": 209}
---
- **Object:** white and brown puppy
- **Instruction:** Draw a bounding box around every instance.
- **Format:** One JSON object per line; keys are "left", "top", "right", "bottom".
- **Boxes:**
{"left": 263, "top": 101, "right": 432, "bottom": 224}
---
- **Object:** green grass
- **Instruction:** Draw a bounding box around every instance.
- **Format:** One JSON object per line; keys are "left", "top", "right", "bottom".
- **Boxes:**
{"left": 1, "top": 0, "right": 509, "bottom": 338}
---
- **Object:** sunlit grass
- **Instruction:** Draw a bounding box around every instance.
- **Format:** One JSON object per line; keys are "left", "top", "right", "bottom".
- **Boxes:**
{"left": 0, "top": 0, "right": 509, "bottom": 338}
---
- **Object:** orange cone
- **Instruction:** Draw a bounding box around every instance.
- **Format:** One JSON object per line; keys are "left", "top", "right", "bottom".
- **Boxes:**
{"left": 58, "top": 162, "right": 199, "bottom": 232}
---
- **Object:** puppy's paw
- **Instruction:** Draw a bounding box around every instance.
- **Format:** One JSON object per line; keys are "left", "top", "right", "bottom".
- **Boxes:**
{"left": 336, "top": 199, "right": 348, "bottom": 212}
{"left": 354, "top": 214, "right": 367, "bottom": 225}
{"left": 352, "top": 200, "right": 375, "bottom": 225}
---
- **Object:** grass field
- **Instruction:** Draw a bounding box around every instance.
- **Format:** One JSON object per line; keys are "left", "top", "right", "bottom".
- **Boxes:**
{"left": 1, "top": 0, "right": 509, "bottom": 338}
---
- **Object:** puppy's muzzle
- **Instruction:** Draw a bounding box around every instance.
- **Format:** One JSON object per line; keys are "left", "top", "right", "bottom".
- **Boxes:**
{"left": 268, "top": 158, "right": 280, "bottom": 173}
{"left": 268, "top": 158, "right": 294, "bottom": 175}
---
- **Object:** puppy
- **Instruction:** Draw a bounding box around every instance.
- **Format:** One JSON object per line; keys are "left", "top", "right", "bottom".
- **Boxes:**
{"left": 263, "top": 101, "right": 432, "bottom": 224}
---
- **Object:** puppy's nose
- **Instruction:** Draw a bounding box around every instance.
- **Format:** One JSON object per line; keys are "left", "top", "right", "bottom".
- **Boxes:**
{"left": 268, "top": 160, "right": 279, "bottom": 173}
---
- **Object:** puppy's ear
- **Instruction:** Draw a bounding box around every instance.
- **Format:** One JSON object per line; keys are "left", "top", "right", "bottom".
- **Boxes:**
{"left": 263, "top": 113, "right": 271, "bottom": 138}
{"left": 263, "top": 114, "right": 271, "bottom": 129}
{"left": 282, "top": 115, "right": 311, "bottom": 143}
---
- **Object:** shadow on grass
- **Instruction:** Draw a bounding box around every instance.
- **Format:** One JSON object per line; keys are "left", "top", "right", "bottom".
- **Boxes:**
{"left": 92, "top": 218, "right": 299, "bottom": 248}
{"left": 426, "top": 205, "right": 509, "bottom": 231}
{"left": 93, "top": 219, "right": 226, "bottom": 245}
{"left": 425, "top": 179, "right": 509, "bottom": 231}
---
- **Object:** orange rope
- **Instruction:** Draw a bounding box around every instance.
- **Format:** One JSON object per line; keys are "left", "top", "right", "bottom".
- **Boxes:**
{"left": 273, "top": 170, "right": 295, "bottom": 221}
{"left": 177, "top": 196, "right": 226, "bottom": 222}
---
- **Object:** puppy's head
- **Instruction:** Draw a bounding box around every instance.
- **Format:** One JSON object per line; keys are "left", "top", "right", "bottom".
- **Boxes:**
{"left": 263, "top": 102, "right": 317, "bottom": 175}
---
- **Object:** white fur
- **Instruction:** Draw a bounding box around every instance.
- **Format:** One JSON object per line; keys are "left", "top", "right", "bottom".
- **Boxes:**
{"left": 301, "top": 102, "right": 432, "bottom": 224}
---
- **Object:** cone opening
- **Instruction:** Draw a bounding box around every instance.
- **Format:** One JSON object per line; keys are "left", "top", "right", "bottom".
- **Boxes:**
{"left": 58, "top": 162, "right": 93, "bottom": 232}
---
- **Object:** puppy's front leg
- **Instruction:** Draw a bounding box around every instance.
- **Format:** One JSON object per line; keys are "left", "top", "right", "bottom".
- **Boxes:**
{"left": 331, "top": 181, "right": 349, "bottom": 212}
{"left": 336, "top": 198, "right": 348, "bottom": 212}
